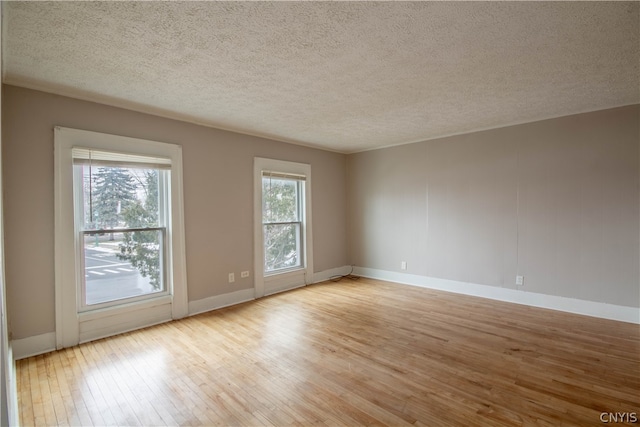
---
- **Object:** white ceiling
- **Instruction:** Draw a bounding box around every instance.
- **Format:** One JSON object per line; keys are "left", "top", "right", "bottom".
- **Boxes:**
{"left": 3, "top": 1, "right": 639, "bottom": 153}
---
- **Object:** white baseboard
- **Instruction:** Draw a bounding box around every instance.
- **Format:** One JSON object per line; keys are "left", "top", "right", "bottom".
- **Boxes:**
{"left": 312, "top": 265, "right": 353, "bottom": 283}
{"left": 264, "top": 265, "right": 354, "bottom": 296}
{"left": 264, "top": 283, "right": 306, "bottom": 297}
{"left": 12, "top": 332, "right": 56, "bottom": 360}
{"left": 354, "top": 267, "right": 640, "bottom": 324}
{"left": 188, "top": 288, "right": 256, "bottom": 316}
{"left": 11, "top": 266, "right": 359, "bottom": 359}
{"left": 264, "top": 269, "right": 306, "bottom": 296}
{"left": 188, "top": 266, "right": 354, "bottom": 315}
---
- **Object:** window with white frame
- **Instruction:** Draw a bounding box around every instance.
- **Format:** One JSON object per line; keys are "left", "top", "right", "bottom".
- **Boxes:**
{"left": 73, "top": 149, "right": 171, "bottom": 309}
{"left": 254, "top": 158, "right": 313, "bottom": 297}
{"left": 54, "top": 127, "right": 188, "bottom": 348}
{"left": 262, "top": 172, "right": 305, "bottom": 274}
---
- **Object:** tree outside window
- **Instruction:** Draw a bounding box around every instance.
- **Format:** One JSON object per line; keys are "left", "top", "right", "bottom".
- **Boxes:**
{"left": 82, "top": 165, "right": 165, "bottom": 305}
{"left": 262, "top": 177, "right": 303, "bottom": 273}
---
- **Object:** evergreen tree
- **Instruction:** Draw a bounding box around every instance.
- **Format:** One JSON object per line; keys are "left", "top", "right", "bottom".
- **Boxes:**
{"left": 91, "top": 167, "right": 137, "bottom": 229}
{"left": 117, "top": 170, "right": 162, "bottom": 289}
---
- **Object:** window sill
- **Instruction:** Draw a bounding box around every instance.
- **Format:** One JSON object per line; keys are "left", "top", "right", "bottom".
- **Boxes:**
{"left": 264, "top": 266, "right": 305, "bottom": 279}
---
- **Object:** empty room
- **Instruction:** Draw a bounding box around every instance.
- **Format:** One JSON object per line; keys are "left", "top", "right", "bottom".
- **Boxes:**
{"left": 0, "top": 1, "right": 638, "bottom": 426}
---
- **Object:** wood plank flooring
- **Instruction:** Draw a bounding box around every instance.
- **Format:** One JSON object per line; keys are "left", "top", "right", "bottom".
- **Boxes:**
{"left": 17, "top": 278, "right": 640, "bottom": 426}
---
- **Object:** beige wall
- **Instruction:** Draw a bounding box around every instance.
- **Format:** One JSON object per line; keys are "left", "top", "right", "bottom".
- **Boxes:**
{"left": 3, "top": 82, "right": 639, "bottom": 341}
{"left": 347, "top": 105, "right": 640, "bottom": 307}
{"left": 2, "top": 85, "right": 347, "bottom": 340}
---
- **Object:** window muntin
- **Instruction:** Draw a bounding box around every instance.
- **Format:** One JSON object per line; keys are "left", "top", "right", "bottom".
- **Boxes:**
{"left": 262, "top": 176, "right": 304, "bottom": 274}
{"left": 75, "top": 161, "right": 170, "bottom": 310}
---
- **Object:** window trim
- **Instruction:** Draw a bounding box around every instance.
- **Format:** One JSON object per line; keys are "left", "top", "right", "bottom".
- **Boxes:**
{"left": 262, "top": 176, "right": 304, "bottom": 275}
{"left": 254, "top": 158, "right": 313, "bottom": 297}
{"left": 54, "top": 127, "right": 188, "bottom": 349}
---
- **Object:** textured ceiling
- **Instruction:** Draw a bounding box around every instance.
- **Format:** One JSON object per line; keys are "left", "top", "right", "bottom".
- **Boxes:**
{"left": 3, "top": 1, "right": 639, "bottom": 153}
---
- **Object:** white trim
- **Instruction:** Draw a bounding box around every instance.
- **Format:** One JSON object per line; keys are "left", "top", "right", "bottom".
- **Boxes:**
{"left": 79, "top": 303, "right": 172, "bottom": 344}
{"left": 72, "top": 147, "right": 171, "bottom": 168}
{"left": 264, "top": 269, "right": 307, "bottom": 296}
{"left": 78, "top": 296, "right": 173, "bottom": 342}
{"left": 253, "top": 158, "right": 313, "bottom": 299}
{"left": 54, "top": 129, "right": 80, "bottom": 349}
{"left": 188, "top": 266, "right": 350, "bottom": 316}
{"left": 11, "top": 332, "right": 56, "bottom": 360}
{"left": 79, "top": 295, "right": 172, "bottom": 322}
{"left": 311, "top": 265, "right": 353, "bottom": 283}
{"left": 188, "top": 288, "right": 256, "bottom": 316}
{"left": 7, "top": 345, "right": 18, "bottom": 427}
{"left": 354, "top": 267, "right": 640, "bottom": 324}
{"left": 10, "top": 266, "right": 352, "bottom": 359}
{"left": 168, "top": 146, "right": 189, "bottom": 320}
{"left": 54, "top": 127, "right": 189, "bottom": 349}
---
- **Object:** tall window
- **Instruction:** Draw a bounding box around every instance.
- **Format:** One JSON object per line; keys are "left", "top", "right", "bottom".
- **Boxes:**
{"left": 55, "top": 127, "right": 187, "bottom": 348}
{"left": 254, "top": 158, "right": 313, "bottom": 297}
{"left": 73, "top": 149, "right": 170, "bottom": 309}
{"left": 262, "top": 172, "right": 305, "bottom": 273}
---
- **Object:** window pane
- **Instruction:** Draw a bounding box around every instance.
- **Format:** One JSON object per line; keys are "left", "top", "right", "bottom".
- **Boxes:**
{"left": 264, "top": 223, "right": 301, "bottom": 272}
{"left": 80, "top": 164, "right": 166, "bottom": 307}
{"left": 84, "top": 229, "right": 164, "bottom": 306}
{"left": 82, "top": 166, "right": 160, "bottom": 230}
{"left": 262, "top": 177, "right": 299, "bottom": 223}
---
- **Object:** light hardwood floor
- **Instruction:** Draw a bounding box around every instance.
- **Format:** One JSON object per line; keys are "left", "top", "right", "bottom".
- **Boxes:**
{"left": 17, "top": 278, "right": 640, "bottom": 426}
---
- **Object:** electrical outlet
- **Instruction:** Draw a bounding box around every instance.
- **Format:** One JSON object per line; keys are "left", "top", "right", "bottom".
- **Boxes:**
{"left": 516, "top": 275, "right": 524, "bottom": 286}
{"left": 241, "top": 271, "right": 249, "bottom": 278}
{"left": 401, "top": 261, "right": 407, "bottom": 270}
{"left": 228, "top": 273, "right": 235, "bottom": 283}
